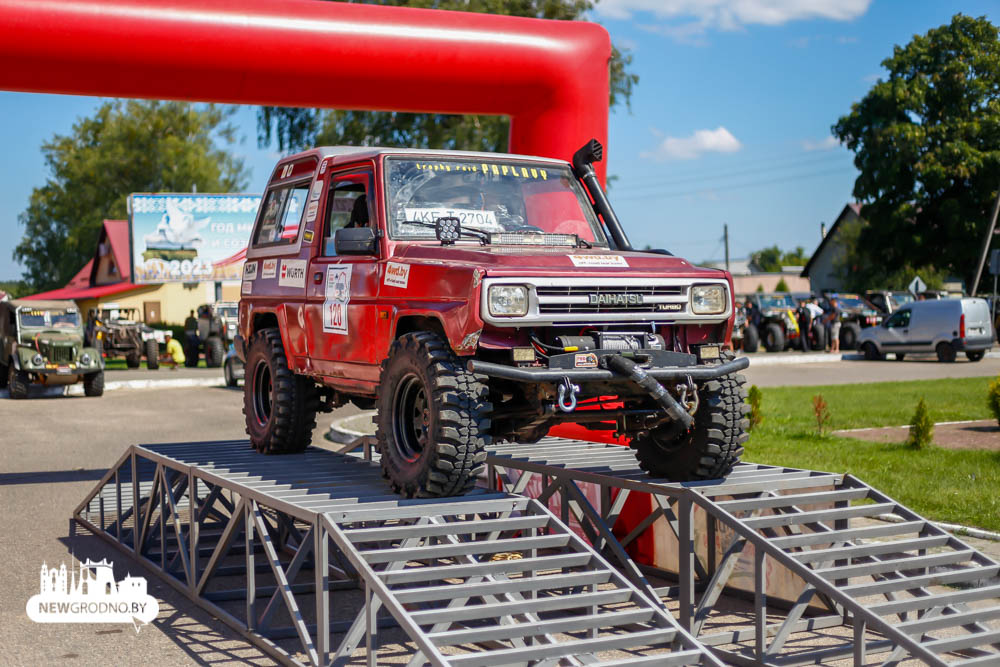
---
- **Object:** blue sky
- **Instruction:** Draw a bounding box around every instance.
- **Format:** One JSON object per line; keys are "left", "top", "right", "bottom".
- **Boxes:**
{"left": 0, "top": 0, "right": 995, "bottom": 280}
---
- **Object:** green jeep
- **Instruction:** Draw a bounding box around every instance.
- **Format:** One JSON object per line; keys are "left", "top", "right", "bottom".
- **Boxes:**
{"left": 0, "top": 299, "right": 104, "bottom": 399}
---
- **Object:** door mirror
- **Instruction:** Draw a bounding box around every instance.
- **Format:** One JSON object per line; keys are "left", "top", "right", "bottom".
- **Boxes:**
{"left": 334, "top": 227, "right": 378, "bottom": 256}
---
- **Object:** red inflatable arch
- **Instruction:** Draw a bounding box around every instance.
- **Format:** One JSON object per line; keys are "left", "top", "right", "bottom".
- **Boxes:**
{"left": 0, "top": 0, "right": 611, "bottom": 180}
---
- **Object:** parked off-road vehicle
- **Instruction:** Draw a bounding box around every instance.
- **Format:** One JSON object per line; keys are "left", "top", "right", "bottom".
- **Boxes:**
{"left": 1, "top": 299, "right": 104, "bottom": 398}
{"left": 819, "top": 293, "right": 882, "bottom": 350}
{"left": 86, "top": 306, "right": 162, "bottom": 369}
{"left": 741, "top": 293, "right": 805, "bottom": 352}
{"left": 238, "top": 142, "right": 750, "bottom": 498}
{"left": 184, "top": 302, "right": 237, "bottom": 368}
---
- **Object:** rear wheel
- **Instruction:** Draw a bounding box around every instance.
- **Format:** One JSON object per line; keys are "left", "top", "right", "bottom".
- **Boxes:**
{"left": 742, "top": 324, "right": 759, "bottom": 353}
{"left": 809, "top": 325, "right": 826, "bottom": 351}
{"left": 840, "top": 323, "right": 861, "bottom": 350}
{"left": 763, "top": 324, "right": 784, "bottom": 353}
{"left": 375, "top": 332, "right": 491, "bottom": 498}
{"left": 84, "top": 371, "right": 104, "bottom": 397}
{"left": 966, "top": 350, "right": 985, "bottom": 362}
{"left": 224, "top": 357, "right": 238, "bottom": 387}
{"left": 244, "top": 328, "right": 318, "bottom": 454}
{"left": 895, "top": 353, "right": 906, "bottom": 361}
{"left": 936, "top": 342, "right": 957, "bottom": 363}
{"left": 631, "top": 372, "right": 749, "bottom": 481}
{"left": 8, "top": 363, "right": 28, "bottom": 399}
{"left": 145, "top": 339, "right": 159, "bottom": 370}
{"left": 125, "top": 350, "right": 141, "bottom": 368}
{"left": 862, "top": 341, "right": 883, "bottom": 361}
{"left": 205, "top": 336, "right": 224, "bottom": 368}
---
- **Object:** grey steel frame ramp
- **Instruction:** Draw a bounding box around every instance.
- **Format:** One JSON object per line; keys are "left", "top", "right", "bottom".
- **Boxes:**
{"left": 485, "top": 437, "right": 1000, "bottom": 666}
{"left": 73, "top": 440, "right": 720, "bottom": 666}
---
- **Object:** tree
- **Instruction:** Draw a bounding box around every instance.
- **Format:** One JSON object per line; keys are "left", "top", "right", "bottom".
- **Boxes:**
{"left": 832, "top": 14, "right": 1000, "bottom": 293}
{"left": 257, "top": 0, "right": 638, "bottom": 153}
{"left": 775, "top": 278, "right": 790, "bottom": 292}
{"left": 14, "top": 101, "right": 249, "bottom": 291}
{"left": 750, "top": 245, "right": 808, "bottom": 272}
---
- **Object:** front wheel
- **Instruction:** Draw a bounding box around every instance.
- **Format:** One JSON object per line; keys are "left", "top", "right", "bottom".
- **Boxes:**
{"left": 84, "top": 371, "right": 104, "bottom": 397}
{"left": 743, "top": 324, "right": 759, "bottom": 353}
{"left": 631, "top": 373, "right": 749, "bottom": 481}
{"left": 125, "top": 350, "right": 141, "bottom": 368}
{"left": 224, "top": 357, "right": 239, "bottom": 387}
{"left": 375, "top": 332, "right": 491, "bottom": 498}
{"left": 764, "top": 324, "right": 784, "bottom": 353}
{"left": 244, "top": 328, "right": 318, "bottom": 454}
{"left": 840, "top": 323, "right": 861, "bottom": 350}
{"left": 862, "top": 341, "right": 883, "bottom": 361}
{"left": 966, "top": 350, "right": 985, "bottom": 362}
{"left": 205, "top": 336, "right": 225, "bottom": 368}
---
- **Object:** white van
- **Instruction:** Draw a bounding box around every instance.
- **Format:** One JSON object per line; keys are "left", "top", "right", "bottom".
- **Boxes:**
{"left": 857, "top": 297, "right": 992, "bottom": 362}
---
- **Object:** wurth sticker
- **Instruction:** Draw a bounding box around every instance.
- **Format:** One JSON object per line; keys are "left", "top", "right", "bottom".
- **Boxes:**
{"left": 384, "top": 262, "right": 410, "bottom": 289}
{"left": 278, "top": 259, "right": 307, "bottom": 288}
{"left": 305, "top": 201, "right": 319, "bottom": 223}
{"left": 568, "top": 255, "right": 629, "bottom": 268}
{"left": 310, "top": 181, "right": 323, "bottom": 201}
{"left": 261, "top": 259, "right": 277, "bottom": 279}
{"left": 323, "top": 265, "right": 352, "bottom": 335}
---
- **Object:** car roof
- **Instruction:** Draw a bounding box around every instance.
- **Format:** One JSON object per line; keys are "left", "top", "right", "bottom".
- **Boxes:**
{"left": 287, "top": 146, "right": 571, "bottom": 168}
{"left": 7, "top": 298, "right": 79, "bottom": 310}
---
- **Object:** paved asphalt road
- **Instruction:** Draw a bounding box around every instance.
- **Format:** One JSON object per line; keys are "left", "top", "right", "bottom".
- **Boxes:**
{"left": 2, "top": 356, "right": 998, "bottom": 664}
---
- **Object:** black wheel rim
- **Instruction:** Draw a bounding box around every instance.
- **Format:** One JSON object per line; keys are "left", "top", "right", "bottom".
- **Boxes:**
{"left": 392, "top": 373, "right": 429, "bottom": 463}
{"left": 251, "top": 358, "right": 272, "bottom": 426}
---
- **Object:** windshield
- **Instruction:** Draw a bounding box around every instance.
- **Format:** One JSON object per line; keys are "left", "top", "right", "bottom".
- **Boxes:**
{"left": 217, "top": 306, "right": 238, "bottom": 318}
{"left": 384, "top": 157, "right": 608, "bottom": 246}
{"left": 889, "top": 292, "right": 915, "bottom": 308}
{"left": 758, "top": 295, "right": 797, "bottom": 310}
{"left": 19, "top": 308, "right": 81, "bottom": 328}
{"left": 835, "top": 296, "right": 871, "bottom": 310}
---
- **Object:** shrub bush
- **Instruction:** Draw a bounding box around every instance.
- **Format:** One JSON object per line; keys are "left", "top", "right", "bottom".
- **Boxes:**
{"left": 906, "top": 397, "right": 934, "bottom": 449}
{"left": 988, "top": 378, "right": 1000, "bottom": 427}
{"left": 812, "top": 394, "right": 832, "bottom": 436}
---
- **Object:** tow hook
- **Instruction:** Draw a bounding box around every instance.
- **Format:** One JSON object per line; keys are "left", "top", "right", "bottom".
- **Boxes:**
{"left": 676, "top": 375, "right": 698, "bottom": 415}
{"left": 557, "top": 376, "right": 580, "bottom": 413}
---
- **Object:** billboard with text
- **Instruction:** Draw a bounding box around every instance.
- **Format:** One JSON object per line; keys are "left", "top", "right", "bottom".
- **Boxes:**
{"left": 128, "top": 193, "right": 261, "bottom": 284}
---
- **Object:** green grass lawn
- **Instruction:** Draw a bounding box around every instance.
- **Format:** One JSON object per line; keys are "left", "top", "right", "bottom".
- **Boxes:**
{"left": 745, "top": 377, "right": 1000, "bottom": 532}
{"left": 102, "top": 357, "right": 210, "bottom": 370}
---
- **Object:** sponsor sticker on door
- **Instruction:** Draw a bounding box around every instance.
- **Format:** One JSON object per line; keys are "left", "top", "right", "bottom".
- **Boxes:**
{"left": 279, "top": 259, "right": 307, "bottom": 288}
{"left": 261, "top": 258, "right": 277, "bottom": 279}
{"left": 241, "top": 279, "right": 252, "bottom": 295}
{"left": 243, "top": 261, "right": 258, "bottom": 281}
{"left": 384, "top": 262, "right": 410, "bottom": 289}
{"left": 568, "top": 255, "right": 629, "bottom": 268}
{"left": 323, "top": 265, "right": 352, "bottom": 335}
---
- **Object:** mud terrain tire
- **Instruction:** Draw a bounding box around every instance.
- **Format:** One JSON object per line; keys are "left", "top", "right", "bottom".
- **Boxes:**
{"left": 145, "top": 338, "right": 159, "bottom": 370}
{"left": 244, "top": 328, "right": 318, "bottom": 454}
{"left": 764, "top": 323, "right": 784, "bottom": 353}
{"left": 205, "top": 336, "right": 224, "bottom": 368}
{"left": 224, "top": 356, "right": 239, "bottom": 387}
{"left": 125, "top": 350, "right": 141, "bottom": 368}
{"left": 840, "top": 322, "right": 861, "bottom": 350}
{"left": 631, "top": 370, "right": 749, "bottom": 481}
{"left": 742, "top": 324, "right": 759, "bottom": 353}
{"left": 375, "top": 332, "right": 491, "bottom": 498}
{"left": 84, "top": 371, "right": 104, "bottom": 397}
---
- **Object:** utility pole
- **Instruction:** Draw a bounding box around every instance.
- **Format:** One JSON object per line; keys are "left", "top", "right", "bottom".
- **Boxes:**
{"left": 724, "top": 224, "right": 730, "bottom": 273}
{"left": 972, "top": 182, "right": 1000, "bottom": 296}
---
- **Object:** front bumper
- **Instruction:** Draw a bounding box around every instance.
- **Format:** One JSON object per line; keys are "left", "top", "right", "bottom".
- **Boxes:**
{"left": 468, "top": 355, "right": 749, "bottom": 383}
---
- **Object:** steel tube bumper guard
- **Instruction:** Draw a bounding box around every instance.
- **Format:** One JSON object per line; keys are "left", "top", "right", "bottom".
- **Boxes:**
{"left": 468, "top": 356, "right": 749, "bottom": 382}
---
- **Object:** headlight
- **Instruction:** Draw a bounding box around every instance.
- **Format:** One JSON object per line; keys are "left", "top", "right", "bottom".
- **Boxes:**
{"left": 488, "top": 285, "right": 529, "bottom": 317}
{"left": 32, "top": 353, "right": 44, "bottom": 366}
{"left": 80, "top": 353, "right": 92, "bottom": 366}
{"left": 690, "top": 285, "right": 727, "bottom": 315}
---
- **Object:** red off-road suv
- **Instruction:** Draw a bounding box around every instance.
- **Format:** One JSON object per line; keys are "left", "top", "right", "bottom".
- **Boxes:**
{"left": 237, "top": 141, "right": 750, "bottom": 497}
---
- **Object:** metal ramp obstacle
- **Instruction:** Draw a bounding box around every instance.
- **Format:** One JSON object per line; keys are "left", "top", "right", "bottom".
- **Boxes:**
{"left": 485, "top": 437, "right": 1000, "bottom": 666}
{"left": 73, "top": 440, "right": 718, "bottom": 666}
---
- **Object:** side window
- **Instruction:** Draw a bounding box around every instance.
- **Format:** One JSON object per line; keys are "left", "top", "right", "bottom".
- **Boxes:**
{"left": 253, "top": 182, "right": 310, "bottom": 247}
{"left": 323, "top": 171, "right": 373, "bottom": 257}
{"left": 886, "top": 310, "right": 911, "bottom": 328}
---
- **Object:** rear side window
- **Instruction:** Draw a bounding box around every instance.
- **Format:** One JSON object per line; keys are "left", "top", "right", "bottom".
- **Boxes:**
{"left": 253, "top": 183, "right": 310, "bottom": 247}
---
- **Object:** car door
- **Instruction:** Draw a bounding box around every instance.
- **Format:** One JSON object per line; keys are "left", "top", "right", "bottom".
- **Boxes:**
{"left": 304, "top": 166, "right": 381, "bottom": 384}
{"left": 881, "top": 308, "right": 912, "bottom": 351}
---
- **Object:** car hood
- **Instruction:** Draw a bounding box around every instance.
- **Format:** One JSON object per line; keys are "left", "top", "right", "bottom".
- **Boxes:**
{"left": 393, "top": 245, "right": 726, "bottom": 280}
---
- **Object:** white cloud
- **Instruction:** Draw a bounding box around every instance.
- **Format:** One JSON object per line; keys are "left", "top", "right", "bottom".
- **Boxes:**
{"left": 641, "top": 127, "right": 743, "bottom": 161}
{"left": 596, "top": 0, "right": 871, "bottom": 25}
{"left": 597, "top": 1, "right": 871, "bottom": 44}
{"left": 801, "top": 136, "right": 840, "bottom": 151}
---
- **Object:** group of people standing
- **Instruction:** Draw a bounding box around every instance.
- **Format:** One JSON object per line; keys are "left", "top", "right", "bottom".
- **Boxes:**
{"left": 742, "top": 296, "right": 842, "bottom": 352}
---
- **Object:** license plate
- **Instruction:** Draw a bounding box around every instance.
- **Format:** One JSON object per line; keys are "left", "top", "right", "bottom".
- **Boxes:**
{"left": 57, "top": 366, "right": 71, "bottom": 375}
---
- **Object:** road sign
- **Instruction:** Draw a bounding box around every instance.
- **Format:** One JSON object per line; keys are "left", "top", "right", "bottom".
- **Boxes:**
{"left": 908, "top": 276, "right": 927, "bottom": 294}
{"left": 991, "top": 249, "right": 1000, "bottom": 276}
